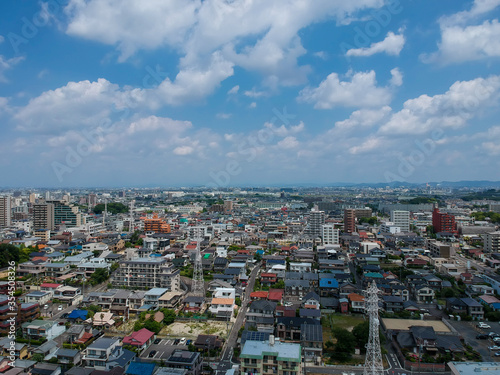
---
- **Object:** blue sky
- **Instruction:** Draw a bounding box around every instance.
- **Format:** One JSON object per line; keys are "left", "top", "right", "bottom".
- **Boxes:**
{"left": 1, "top": 0, "right": 500, "bottom": 188}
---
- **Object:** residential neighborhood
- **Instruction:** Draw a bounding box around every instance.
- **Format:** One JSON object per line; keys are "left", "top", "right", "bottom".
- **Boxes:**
{"left": 1, "top": 186, "right": 500, "bottom": 375}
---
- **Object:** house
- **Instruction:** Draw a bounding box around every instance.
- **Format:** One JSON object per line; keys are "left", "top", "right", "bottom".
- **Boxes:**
{"left": 183, "top": 296, "right": 204, "bottom": 313}
{"left": 125, "top": 362, "right": 156, "bottom": 375}
{"left": 302, "top": 291, "right": 321, "bottom": 309}
{"left": 88, "top": 312, "right": 115, "bottom": 328}
{"left": 25, "top": 291, "right": 51, "bottom": 306}
{"left": 348, "top": 293, "right": 365, "bottom": 313}
{"left": 276, "top": 317, "right": 320, "bottom": 340}
{"left": 0, "top": 337, "right": 29, "bottom": 360}
{"left": 460, "top": 297, "right": 484, "bottom": 320}
{"left": 267, "top": 289, "right": 284, "bottom": 304}
{"left": 285, "top": 279, "right": 312, "bottom": 298}
{"left": 32, "top": 340, "right": 59, "bottom": 359}
{"left": 209, "top": 298, "right": 234, "bottom": 319}
{"left": 301, "top": 323, "right": 323, "bottom": 362}
{"left": 246, "top": 300, "right": 276, "bottom": 325}
{"left": 83, "top": 337, "right": 135, "bottom": 371}
{"left": 261, "top": 273, "right": 278, "bottom": 286}
{"left": 22, "top": 320, "right": 65, "bottom": 341}
{"left": 144, "top": 288, "right": 169, "bottom": 308}
{"left": 123, "top": 328, "right": 155, "bottom": 352}
{"left": 55, "top": 348, "right": 82, "bottom": 366}
{"left": 382, "top": 295, "right": 404, "bottom": 313}
{"left": 414, "top": 285, "right": 435, "bottom": 304}
{"left": 164, "top": 350, "right": 202, "bottom": 375}
{"left": 318, "top": 277, "right": 339, "bottom": 297}
{"left": 250, "top": 291, "right": 269, "bottom": 300}
{"left": 67, "top": 309, "right": 88, "bottom": 323}
{"left": 299, "top": 308, "right": 321, "bottom": 321}
{"left": 339, "top": 282, "right": 357, "bottom": 297}
{"left": 193, "top": 335, "right": 224, "bottom": 351}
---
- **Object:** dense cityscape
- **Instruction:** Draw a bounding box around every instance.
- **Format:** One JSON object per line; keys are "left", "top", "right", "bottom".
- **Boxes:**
{"left": 1, "top": 185, "right": 500, "bottom": 375}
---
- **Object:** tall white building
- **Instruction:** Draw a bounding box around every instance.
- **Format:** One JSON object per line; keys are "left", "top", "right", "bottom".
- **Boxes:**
{"left": 390, "top": 210, "right": 410, "bottom": 232}
{"left": 321, "top": 224, "right": 339, "bottom": 245}
{"left": 0, "top": 196, "right": 11, "bottom": 227}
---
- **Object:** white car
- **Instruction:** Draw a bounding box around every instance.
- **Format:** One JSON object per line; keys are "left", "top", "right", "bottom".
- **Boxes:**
{"left": 179, "top": 337, "right": 186, "bottom": 345}
{"left": 58, "top": 305, "right": 63, "bottom": 311}
{"left": 479, "top": 323, "right": 491, "bottom": 329}
{"left": 488, "top": 345, "right": 500, "bottom": 351}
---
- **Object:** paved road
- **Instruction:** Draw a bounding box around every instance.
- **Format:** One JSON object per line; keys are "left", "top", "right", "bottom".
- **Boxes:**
{"left": 216, "top": 263, "right": 260, "bottom": 375}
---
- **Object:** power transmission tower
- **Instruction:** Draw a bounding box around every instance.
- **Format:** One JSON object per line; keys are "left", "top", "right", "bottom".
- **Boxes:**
{"left": 363, "top": 281, "right": 383, "bottom": 375}
{"left": 191, "top": 228, "right": 205, "bottom": 297}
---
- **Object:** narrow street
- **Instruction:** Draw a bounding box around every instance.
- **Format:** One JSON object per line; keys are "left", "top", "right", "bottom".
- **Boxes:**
{"left": 216, "top": 263, "right": 260, "bottom": 374}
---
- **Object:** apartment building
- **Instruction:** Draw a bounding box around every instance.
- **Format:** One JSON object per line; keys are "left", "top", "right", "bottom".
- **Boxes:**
{"left": 390, "top": 210, "right": 410, "bottom": 232}
{"left": 112, "top": 257, "right": 180, "bottom": 290}
{"left": 0, "top": 196, "right": 11, "bottom": 227}
{"left": 484, "top": 231, "right": 500, "bottom": 253}
{"left": 321, "top": 224, "right": 339, "bottom": 245}
{"left": 240, "top": 336, "right": 302, "bottom": 375}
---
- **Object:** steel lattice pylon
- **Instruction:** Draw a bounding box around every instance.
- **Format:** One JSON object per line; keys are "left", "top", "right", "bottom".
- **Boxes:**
{"left": 191, "top": 229, "right": 205, "bottom": 297}
{"left": 363, "top": 281, "right": 384, "bottom": 375}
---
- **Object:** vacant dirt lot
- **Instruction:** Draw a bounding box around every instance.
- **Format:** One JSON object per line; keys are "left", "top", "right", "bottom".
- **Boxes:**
{"left": 382, "top": 318, "right": 451, "bottom": 332}
{"left": 160, "top": 320, "right": 232, "bottom": 338}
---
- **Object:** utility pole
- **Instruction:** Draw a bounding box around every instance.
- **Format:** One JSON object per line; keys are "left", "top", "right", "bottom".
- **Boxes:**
{"left": 363, "top": 281, "right": 383, "bottom": 375}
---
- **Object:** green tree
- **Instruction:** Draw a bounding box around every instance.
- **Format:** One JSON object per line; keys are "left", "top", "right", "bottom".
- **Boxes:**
{"left": 93, "top": 202, "right": 129, "bottom": 214}
{"left": 89, "top": 268, "right": 109, "bottom": 285}
{"left": 0, "top": 244, "right": 21, "bottom": 267}
{"left": 352, "top": 321, "right": 370, "bottom": 352}
{"left": 162, "top": 309, "right": 176, "bottom": 325}
{"left": 235, "top": 297, "right": 242, "bottom": 307}
{"left": 332, "top": 328, "right": 356, "bottom": 361}
{"left": 143, "top": 319, "right": 162, "bottom": 334}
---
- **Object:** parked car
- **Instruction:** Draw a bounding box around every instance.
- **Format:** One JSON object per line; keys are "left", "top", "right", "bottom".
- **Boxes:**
{"left": 476, "top": 334, "right": 488, "bottom": 339}
{"left": 179, "top": 337, "right": 186, "bottom": 345}
{"left": 173, "top": 339, "right": 180, "bottom": 345}
{"left": 493, "top": 337, "right": 500, "bottom": 343}
{"left": 495, "top": 351, "right": 500, "bottom": 357}
{"left": 154, "top": 338, "right": 161, "bottom": 345}
{"left": 488, "top": 346, "right": 500, "bottom": 351}
{"left": 479, "top": 322, "right": 491, "bottom": 329}
{"left": 58, "top": 305, "right": 63, "bottom": 311}
{"left": 489, "top": 332, "right": 499, "bottom": 337}
{"left": 148, "top": 350, "right": 157, "bottom": 358}
{"left": 186, "top": 340, "right": 192, "bottom": 345}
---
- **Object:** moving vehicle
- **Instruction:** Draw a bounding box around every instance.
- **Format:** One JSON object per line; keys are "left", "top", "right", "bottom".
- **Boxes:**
{"left": 478, "top": 322, "right": 491, "bottom": 329}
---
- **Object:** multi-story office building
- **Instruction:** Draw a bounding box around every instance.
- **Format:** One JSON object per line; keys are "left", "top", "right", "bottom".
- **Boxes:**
{"left": 484, "top": 231, "right": 500, "bottom": 253}
{"left": 240, "top": 336, "right": 302, "bottom": 375}
{"left": 355, "top": 208, "right": 373, "bottom": 219}
{"left": 390, "top": 210, "right": 410, "bottom": 232}
{"left": 321, "top": 224, "right": 339, "bottom": 245}
{"left": 490, "top": 203, "right": 500, "bottom": 213}
{"left": 426, "top": 239, "right": 456, "bottom": 258}
{"left": 305, "top": 210, "right": 325, "bottom": 239}
{"left": 113, "top": 257, "right": 180, "bottom": 290}
{"left": 432, "top": 208, "right": 457, "bottom": 234}
{"left": 49, "top": 200, "right": 82, "bottom": 227}
{"left": 344, "top": 209, "right": 356, "bottom": 233}
{"left": 0, "top": 196, "right": 11, "bottom": 227}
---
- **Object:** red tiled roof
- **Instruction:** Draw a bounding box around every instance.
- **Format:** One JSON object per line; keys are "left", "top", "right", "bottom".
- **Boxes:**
{"left": 348, "top": 293, "right": 364, "bottom": 302}
{"left": 123, "top": 328, "right": 154, "bottom": 346}
{"left": 268, "top": 289, "right": 283, "bottom": 300}
{"left": 250, "top": 291, "right": 268, "bottom": 298}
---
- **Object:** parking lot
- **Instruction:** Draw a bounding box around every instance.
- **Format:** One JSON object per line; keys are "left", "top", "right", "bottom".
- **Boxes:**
{"left": 140, "top": 338, "right": 190, "bottom": 361}
{"left": 447, "top": 319, "right": 500, "bottom": 362}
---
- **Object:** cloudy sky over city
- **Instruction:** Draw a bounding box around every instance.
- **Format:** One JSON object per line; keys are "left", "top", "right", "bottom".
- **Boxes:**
{"left": 1, "top": 0, "right": 500, "bottom": 187}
